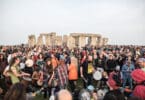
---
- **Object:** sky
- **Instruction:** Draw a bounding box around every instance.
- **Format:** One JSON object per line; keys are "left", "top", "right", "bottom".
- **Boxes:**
{"left": 0, "top": 0, "right": 145, "bottom": 45}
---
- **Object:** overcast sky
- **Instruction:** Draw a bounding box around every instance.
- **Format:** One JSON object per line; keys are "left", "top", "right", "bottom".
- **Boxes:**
{"left": 0, "top": 0, "right": 145, "bottom": 45}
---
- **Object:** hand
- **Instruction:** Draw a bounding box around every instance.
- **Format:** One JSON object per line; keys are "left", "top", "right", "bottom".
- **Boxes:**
{"left": 21, "top": 72, "right": 30, "bottom": 76}
{"left": 81, "top": 74, "right": 84, "bottom": 78}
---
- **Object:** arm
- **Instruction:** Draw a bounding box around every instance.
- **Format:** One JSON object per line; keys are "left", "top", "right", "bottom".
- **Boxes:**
{"left": 48, "top": 71, "right": 54, "bottom": 86}
{"left": 32, "top": 72, "right": 39, "bottom": 80}
{"left": 3, "top": 66, "right": 10, "bottom": 77}
{"left": 80, "top": 66, "right": 83, "bottom": 77}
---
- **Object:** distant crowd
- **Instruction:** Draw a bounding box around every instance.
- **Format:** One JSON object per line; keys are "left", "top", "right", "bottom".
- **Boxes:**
{"left": 0, "top": 45, "right": 145, "bottom": 100}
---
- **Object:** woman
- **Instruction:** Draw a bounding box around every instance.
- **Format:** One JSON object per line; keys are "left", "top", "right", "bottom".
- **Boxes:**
{"left": 36, "top": 53, "right": 45, "bottom": 70}
{"left": 43, "top": 58, "right": 57, "bottom": 98}
{"left": 8, "top": 56, "right": 30, "bottom": 84}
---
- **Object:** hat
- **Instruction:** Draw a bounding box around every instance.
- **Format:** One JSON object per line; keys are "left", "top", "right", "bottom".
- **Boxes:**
{"left": 115, "top": 65, "right": 120, "bottom": 71}
{"left": 138, "top": 58, "right": 145, "bottom": 62}
{"left": 87, "top": 85, "right": 95, "bottom": 91}
{"left": 131, "top": 69, "right": 145, "bottom": 83}
{"left": 25, "top": 59, "right": 34, "bottom": 67}
{"left": 59, "top": 55, "right": 65, "bottom": 61}
{"left": 133, "top": 85, "right": 145, "bottom": 99}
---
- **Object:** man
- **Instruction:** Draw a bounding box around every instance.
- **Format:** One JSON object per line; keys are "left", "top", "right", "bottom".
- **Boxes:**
{"left": 122, "top": 60, "right": 135, "bottom": 89}
{"left": 106, "top": 54, "right": 117, "bottom": 74}
{"left": 138, "top": 58, "right": 145, "bottom": 72}
{"left": 56, "top": 55, "right": 68, "bottom": 89}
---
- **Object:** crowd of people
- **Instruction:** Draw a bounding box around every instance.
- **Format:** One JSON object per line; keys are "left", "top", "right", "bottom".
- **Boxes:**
{"left": 0, "top": 44, "right": 145, "bottom": 100}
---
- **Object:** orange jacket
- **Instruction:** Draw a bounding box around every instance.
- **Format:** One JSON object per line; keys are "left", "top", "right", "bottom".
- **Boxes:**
{"left": 68, "top": 63, "right": 78, "bottom": 80}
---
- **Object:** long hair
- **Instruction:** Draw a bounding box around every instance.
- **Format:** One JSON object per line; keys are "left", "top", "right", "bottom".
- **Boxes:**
{"left": 9, "top": 56, "right": 19, "bottom": 71}
{"left": 45, "top": 58, "right": 53, "bottom": 75}
{"left": 4, "top": 83, "right": 26, "bottom": 100}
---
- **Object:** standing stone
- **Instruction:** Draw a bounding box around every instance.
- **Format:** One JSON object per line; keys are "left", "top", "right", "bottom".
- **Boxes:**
{"left": 28, "top": 35, "right": 36, "bottom": 47}
{"left": 37, "top": 35, "right": 43, "bottom": 46}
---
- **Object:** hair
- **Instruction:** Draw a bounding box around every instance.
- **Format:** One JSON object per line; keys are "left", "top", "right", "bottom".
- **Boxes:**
{"left": 9, "top": 56, "right": 20, "bottom": 70}
{"left": 45, "top": 58, "right": 53, "bottom": 75}
{"left": 103, "top": 89, "right": 125, "bottom": 100}
{"left": 56, "top": 89, "right": 72, "bottom": 100}
{"left": 38, "top": 53, "right": 44, "bottom": 59}
{"left": 4, "top": 83, "right": 26, "bottom": 100}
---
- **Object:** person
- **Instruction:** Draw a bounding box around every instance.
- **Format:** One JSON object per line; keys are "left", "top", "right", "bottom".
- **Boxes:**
{"left": 7, "top": 49, "right": 18, "bottom": 64}
{"left": 103, "top": 72, "right": 125, "bottom": 100}
{"left": 79, "top": 89, "right": 91, "bottom": 100}
{"left": 36, "top": 53, "right": 44, "bottom": 70}
{"left": 80, "top": 55, "right": 94, "bottom": 88}
{"left": 64, "top": 52, "right": 71, "bottom": 67}
{"left": 106, "top": 54, "right": 117, "bottom": 74}
{"left": 51, "top": 53, "right": 59, "bottom": 69}
{"left": 138, "top": 58, "right": 145, "bottom": 72}
{"left": 68, "top": 56, "right": 78, "bottom": 93}
{"left": 23, "top": 58, "right": 34, "bottom": 76}
{"left": 0, "top": 52, "right": 7, "bottom": 77}
{"left": 4, "top": 83, "right": 26, "bottom": 100}
{"left": 32, "top": 67, "right": 41, "bottom": 87}
{"left": 56, "top": 55, "right": 68, "bottom": 89}
{"left": 122, "top": 60, "right": 135, "bottom": 89}
{"left": 131, "top": 69, "right": 145, "bottom": 100}
{"left": 43, "top": 58, "right": 57, "bottom": 98}
{"left": 56, "top": 89, "right": 72, "bottom": 100}
{"left": 8, "top": 56, "right": 30, "bottom": 84}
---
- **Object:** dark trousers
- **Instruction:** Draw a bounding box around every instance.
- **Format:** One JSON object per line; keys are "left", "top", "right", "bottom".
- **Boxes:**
{"left": 83, "top": 73, "right": 93, "bottom": 88}
{"left": 69, "top": 80, "right": 77, "bottom": 92}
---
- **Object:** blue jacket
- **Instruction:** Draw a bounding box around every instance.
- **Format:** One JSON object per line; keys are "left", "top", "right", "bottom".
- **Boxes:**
{"left": 122, "top": 64, "right": 135, "bottom": 78}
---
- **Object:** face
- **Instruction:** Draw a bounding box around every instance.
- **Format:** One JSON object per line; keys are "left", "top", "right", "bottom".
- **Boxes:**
{"left": 51, "top": 54, "right": 54, "bottom": 58}
{"left": 138, "top": 61, "right": 144, "bottom": 67}
{"left": 0, "top": 54, "right": 3, "bottom": 59}
{"left": 15, "top": 58, "right": 20, "bottom": 64}
{"left": 47, "top": 60, "right": 51, "bottom": 65}
{"left": 109, "top": 54, "right": 113, "bottom": 60}
{"left": 127, "top": 61, "right": 131, "bottom": 66}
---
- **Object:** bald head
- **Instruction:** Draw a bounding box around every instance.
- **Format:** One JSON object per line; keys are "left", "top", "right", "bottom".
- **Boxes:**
{"left": 57, "top": 89, "right": 72, "bottom": 100}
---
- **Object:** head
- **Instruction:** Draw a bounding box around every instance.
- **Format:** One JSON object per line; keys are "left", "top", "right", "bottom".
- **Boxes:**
{"left": 56, "top": 89, "right": 72, "bottom": 100}
{"left": 38, "top": 53, "right": 43, "bottom": 59}
{"left": 12, "top": 49, "right": 18, "bottom": 57}
{"left": 59, "top": 55, "right": 65, "bottom": 64}
{"left": 25, "top": 59, "right": 34, "bottom": 67}
{"left": 46, "top": 58, "right": 52, "bottom": 66}
{"left": 115, "top": 65, "right": 120, "bottom": 72}
{"left": 9, "top": 56, "right": 20, "bottom": 67}
{"left": 108, "top": 54, "right": 114, "bottom": 60}
{"left": 131, "top": 69, "right": 145, "bottom": 84}
{"left": 0, "top": 53, "right": 4, "bottom": 60}
{"left": 4, "top": 83, "right": 26, "bottom": 100}
{"left": 138, "top": 58, "right": 145, "bottom": 68}
{"left": 126, "top": 60, "right": 131, "bottom": 66}
{"left": 79, "top": 89, "right": 91, "bottom": 100}
{"left": 88, "top": 55, "right": 93, "bottom": 62}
